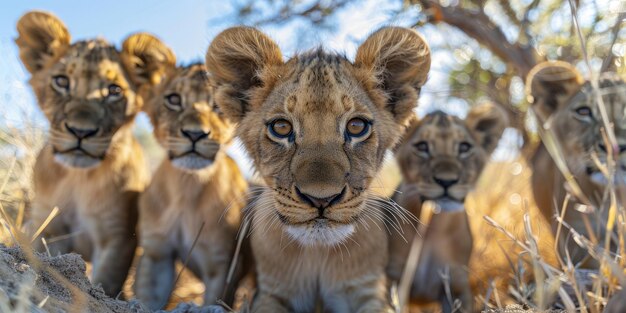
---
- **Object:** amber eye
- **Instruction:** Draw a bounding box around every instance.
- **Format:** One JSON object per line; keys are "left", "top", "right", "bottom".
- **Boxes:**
{"left": 107, "top": 84, "right": 123, "bottom": 98}
{"left": 165, "top": 93, "right": 182, "bottom": 110}
{"left": 52, "top": 75, "right": 70, "bottom": 91}
{"left": 575, "top": 106, "right": 593, "bottom": 118}
{"left": 346, "top": 118, "right": 370, "bottom": 138}
{"left": 459, "top": 142, "right": 472, "bottom": 154}
{"left": 269, "top": 119, "right": 293, "bottom": 139}
{"left": 415, "top": 141, "right": 429, "bottom": 154}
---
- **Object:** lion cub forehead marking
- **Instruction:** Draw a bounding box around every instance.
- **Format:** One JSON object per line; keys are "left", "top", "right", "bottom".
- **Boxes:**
{"left": 62, "top": 40, "right": 124, "bottom": 80}
{"left": 283, "top": 51, "right": 359, "bottom": 114}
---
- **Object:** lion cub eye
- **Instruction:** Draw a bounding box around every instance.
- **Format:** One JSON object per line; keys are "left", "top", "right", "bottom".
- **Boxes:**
{"left": 107, "top": 84, "right": 123, "bottom": 100}
{"left": 575, "top": 106, "right": 593, "bottom": 118}
{"left": 415, "top": 141, "right": 429, "bottom": 154}
{"left": 52, "top": 75, "right": 70, "bottom": 92}
{"left": 346, "top": 118, "right": 370, "bottom": 138}
{"left": 164, "top": 93, "right": 182, "bottom": 110}
{"left": 269, "top": 119, "right": 293, "bottom": 139}
{"left": 459, "top": 142, "right": 472, "bottom": 154}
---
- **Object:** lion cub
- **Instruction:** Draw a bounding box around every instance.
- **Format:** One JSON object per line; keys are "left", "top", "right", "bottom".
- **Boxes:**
{"left": 387, "top": 104, "right": 507, "bottom": 313}
{"left": 206, "top": 26, "right": 431, "bottom": 312}
{"left": 134, "top": 62, "right": 248, "bottom": 309}
{"left": 16, "top": 11, "right": 172, "bottom": 296}
{"left": 526, "top": 61, "right": 626, "bottom": 312}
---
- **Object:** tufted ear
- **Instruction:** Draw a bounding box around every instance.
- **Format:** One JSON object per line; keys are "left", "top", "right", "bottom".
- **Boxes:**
{"left": 355, "top": 27, "right": 431, "bottom": 126}
{"left": 526, "top": 61, "right": 583, "bottom": 122}
{"left": 465, "top": 102, "right": 508, "bottom": 154}
{"left": 122, "top": 33, "right": 175, "bottom": 88}
{"left": 205, "top": 27, "right": 283, "bottom": 123}
{"left": 15, "top": 11, "right": 71, "bottom": 74}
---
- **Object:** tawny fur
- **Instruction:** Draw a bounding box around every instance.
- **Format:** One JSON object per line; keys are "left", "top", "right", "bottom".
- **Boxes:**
{"left": 133, "top": 63, "right": 249, "bottom": 309}
{"left": 526, "top": 61, "right": 626, "bottom": 268}
{"left": 527, "top": 61, "right": 626, "bottom": 310}
{"left": 206, "top": 26, "right": 430, "bottom": 312}
{"left": 16, "top": 11, "right": 171, "bottom": 296}
{"left": 387, "top": 103, "right": 507, "bottom": 313}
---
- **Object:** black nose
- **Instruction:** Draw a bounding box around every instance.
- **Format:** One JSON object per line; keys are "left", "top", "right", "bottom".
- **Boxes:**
{"left": 598, "top": 143, "right": 626, "bottom": 154}
{"left": 434, "top": 177, "right": 458, "bottom": 189}
{"left": 181, "top": 129, "right": 209, "bottom": 142}
{"left": 295, "top": 187, "right": 345, "bottom": 213}
{"left": 65, "top": 123, "right": 98, "bottom": 139}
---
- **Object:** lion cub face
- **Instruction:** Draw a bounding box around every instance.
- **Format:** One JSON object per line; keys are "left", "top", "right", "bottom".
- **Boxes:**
{"left": 16, "top": 11, "right": 173, "bottom": 168}
{"left": 207, "top": 27, "right": 430, "bottom": 246}
{"left": 145, "top": 64, "right": 233, "bottom": 170}
{"left": 527, "top": 61, "right": 626, "bottom": 187}
{"left": 397, "top": 104, "right": 507, "bottom": 210}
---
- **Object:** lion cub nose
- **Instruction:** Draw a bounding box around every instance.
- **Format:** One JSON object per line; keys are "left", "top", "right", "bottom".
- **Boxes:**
{"left": 434, "top": 177, "right": 458, "bottom": 189}
{"left": 181, "top": 129, "right": 209, "bottom": 142}
{"left": 65, "top": 123, "right": 98, "bottom": 139}
{"left": 295, "top": 187, "right": 345, "bottom": 212}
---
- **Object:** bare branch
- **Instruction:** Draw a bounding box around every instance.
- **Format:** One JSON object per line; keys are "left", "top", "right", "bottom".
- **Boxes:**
{"left": 601, "top": 12, "right": 626, "bottom": 73}
{"left": 496, "top": 0, "right": 522, "bottom": 29}
{"left": 239, "top": 0, "right": 353, "bottom": 26}
{"left": 417, "top": 0, "right": 541, "bottom": 78}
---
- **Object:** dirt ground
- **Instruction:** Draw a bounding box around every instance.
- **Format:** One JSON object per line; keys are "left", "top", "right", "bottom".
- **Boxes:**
{"left": 0, "top": 244, "right": 230, "bottom": 313}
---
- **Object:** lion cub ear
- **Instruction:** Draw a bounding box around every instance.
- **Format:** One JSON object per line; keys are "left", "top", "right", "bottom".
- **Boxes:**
{"left": 526, "top": 61, "right": 583, "bottom": 122}
{"left": 15, "top": 11, "right": 71, "bottom": 74}
{"left": 205, "top": 27, "right": 283, "bottom": 123}
{"left": 355, "top": 27, "right": 431, "bottom": 126}
{"left": 465, "top": 103, "right": 508, "bottom": 154}
{"left": 122, "top": 33, "right": 176, "bottom": 88}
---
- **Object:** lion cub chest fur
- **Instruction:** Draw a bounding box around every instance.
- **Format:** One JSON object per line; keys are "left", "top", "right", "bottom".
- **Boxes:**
{"left": 388, "top": 106, "right": 507, "bottom": 313}
{"left": 32, "top": 141, "right": 146, "bottom": 258}
{"left": 134, "top": 63, "right": 248, "bottom": 309}
{"left": 251, "top": 196, "right": 389, "bottom": 312}
{"left": 16, "top": 11, "right": 172, "bottom": 297}
{"left": 206, "top": 26, "right": 431, "bottom": 312}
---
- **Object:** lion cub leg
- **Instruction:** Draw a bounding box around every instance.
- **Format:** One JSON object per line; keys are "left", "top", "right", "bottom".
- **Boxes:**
{"left": 90, "top": 219, "right": 137, "bottom": 297}
{"left": 89, "top": 195, "right": 139, "bottom": 297}
{"left": 440, "top": 264, "right": 472, "bottom": 313}
{"left": 201, "top": 261, "right": 231, "bottom": 305}
{"left": 91, "top": 231, "right": 137, "bottom": 297}
{"left": 251, "top": 292, "right": 291, "bottom": 313}
{"left": 135, "top": 237, "right": 176, "bottom": 310}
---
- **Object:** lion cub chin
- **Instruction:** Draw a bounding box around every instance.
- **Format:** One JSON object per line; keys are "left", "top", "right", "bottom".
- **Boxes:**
{"left": 133, "top": 63, "right": 249, "bottom": 310}
{"left": 15, "top": 11, "right": 175, "bottom": 297}
{"left": 387, "top": 104, "right": 508, "bottom": 313}
{"left": 206, "top": 26, "right": 431, "bottom": 312}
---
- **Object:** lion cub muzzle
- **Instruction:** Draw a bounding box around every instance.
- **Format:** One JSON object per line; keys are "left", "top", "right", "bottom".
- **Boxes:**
{"left": 168, "top": 108, "right": 220, "bottom": 170}
{"left": 52, "top": 104, "right": 112, "bottom": 168}
{"left": 291, "top": 146, "right": 349, "bottom": 206}
{"left": 588, "top": 140, "right": 626, "bottom": 186}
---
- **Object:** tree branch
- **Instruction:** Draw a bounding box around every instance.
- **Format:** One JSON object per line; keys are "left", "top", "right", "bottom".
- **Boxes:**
{"left": 601, "top": 12, "right": 625, "bottom": 73}
{"left": 240, "top": 0, "right": 353, "bottom": 26}
{"left": 417, "top": 0, "right": 541, "bottom": 78}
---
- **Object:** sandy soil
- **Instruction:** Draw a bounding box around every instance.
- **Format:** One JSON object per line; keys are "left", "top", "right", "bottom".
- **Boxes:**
{"left": 0, "top": 245, "right": 228, "bottom": 313}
